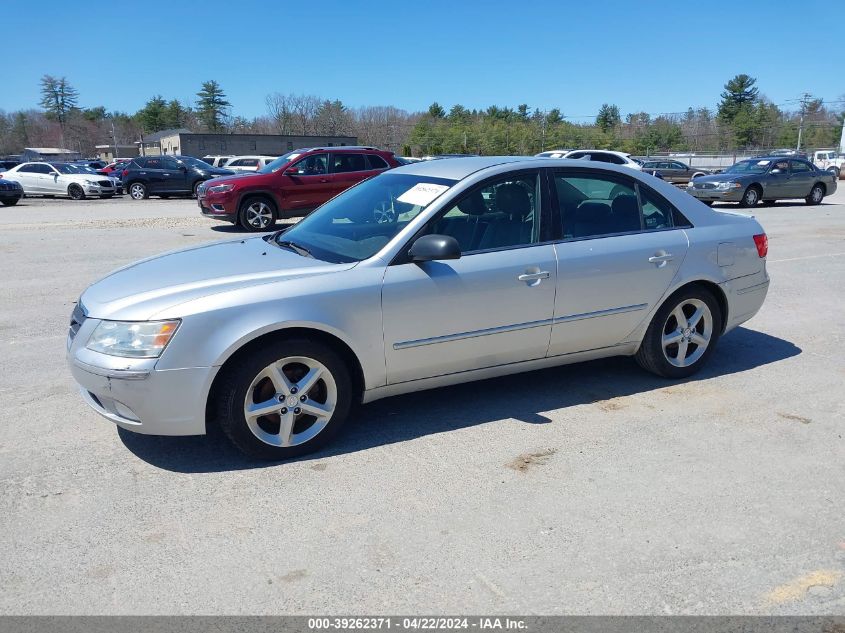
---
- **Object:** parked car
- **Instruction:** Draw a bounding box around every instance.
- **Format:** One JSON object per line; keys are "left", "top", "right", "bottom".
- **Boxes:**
{"left": 65, "top": 163, "right": 123, "bottom": 194}
{"left": 201, "top": 155, "right": 235, "bottom": 168}
{"left": 563, "top": 150, "right": 642, "bottom": 170}
{"left": 0, "top": 159, "right": 21, "bottom": 171}
{"left": 420, "top": 153, "right": 479, "bottom": 161}
{"left": 0, "top": 177, "right": 23, "bottom": 206}
{"left": 534, "top": 149, "right": 573, "bottom": 158}
{"left": 640, "top": 160, "right": 712, "bottom": 184}
{"left": 121, "top": 155, "right": 234, "bottom": 200}
{"left": 69, "top": 156, "right": 770, "bottom": 460}
{"left": 811, "top": 150, "right": 844, "bottom": 179}
{"left": 74, "top": 160, "right": 107, "bottom": 170}
{"left": 198, "top": 146, "right": 401, "bottom": 230}
{"left": 100, "top": 160, "right": 133, "bottom": 174}
{"left": 1, "top": 162, "right": 116, "bottom": 199}
{"left": 687, "top": 156, "right": 837, "bottom": 207}
{"left": 222, "top": 156, "right": 279, "bottom": 172}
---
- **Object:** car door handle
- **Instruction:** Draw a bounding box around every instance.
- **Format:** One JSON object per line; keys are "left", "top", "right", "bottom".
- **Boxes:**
{"left": 319, "top": 178, "right": 329, "bottom": 183}
{"left": 518, "top": 271, "right": 550, "bottom": 282}
{"left": 648, "top": 254, "right": 674, "bottom": 263}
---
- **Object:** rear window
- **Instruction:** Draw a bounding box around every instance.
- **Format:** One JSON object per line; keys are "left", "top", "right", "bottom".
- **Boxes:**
{"left": 367, "top": 154, "right": 390, "bottom": 170}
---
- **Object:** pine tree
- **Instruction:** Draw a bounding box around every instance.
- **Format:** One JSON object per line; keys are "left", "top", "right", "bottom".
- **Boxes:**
{"left": 196, "top": 80, "right": 231, "bottom": 132}
{"left": 39, "top": 75, "right": 79, "bottom": 134}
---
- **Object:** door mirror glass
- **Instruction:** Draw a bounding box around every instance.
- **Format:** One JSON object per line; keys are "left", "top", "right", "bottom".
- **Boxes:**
{"left": 408, "top": 234, "right": 461, "bottom": 262}
{"left": 771, "top": 168, "right": 782, "bottom": 174}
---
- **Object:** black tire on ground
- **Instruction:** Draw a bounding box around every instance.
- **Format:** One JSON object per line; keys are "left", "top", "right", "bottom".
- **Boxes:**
{"left": 635, "top": 286, "right": 723, "bottom": 380}
{"left": 238, "top": 196, "right": 277, "bottom": 231}
{"left": 68, "top": 184, "right": 85, "bottom": 200}
{"left": 192, "top": 181, "right": 202, "bottom": 197}
{"left": 761, "top": 199, "right": 775, "bottom": 206}
{"left": 128, "top": 182, "right": 148, "bottom": 200}
{"left": 805, "top": 183, "right": 824, "bottom": 205}
{"left": 1, "top": 199, "right": 19, "bottom": 206}
{"left": 214, "top": 337, "right": 353, "bottom": 460}
{"left": 739, "top": 185, "right": 761, "bottom": 208}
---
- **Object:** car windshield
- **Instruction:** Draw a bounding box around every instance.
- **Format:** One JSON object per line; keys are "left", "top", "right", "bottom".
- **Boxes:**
{"left": 66, "top": 164, "right": 98, "bottom": 174}
{"left": 273, "top": 173, "right": 456, "bottom": 263}
{"left": 178, "top": 156, "right": 213, "bottom": 169}
{"left": 725, "top": 160, "right": 770, "bottom": 174}
{"left": 259, "top": 150, "right": 306, "bottom": 174}
{"left": 52, "top": 164, "right": 82, "bottom": 174}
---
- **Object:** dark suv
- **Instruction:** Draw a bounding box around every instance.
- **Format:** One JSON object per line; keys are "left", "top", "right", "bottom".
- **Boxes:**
{"left": 197, "top": 146, "right": 401, "bottom": 230}
{"left": 122, "top": 155, "right": 234, "bottom": 200}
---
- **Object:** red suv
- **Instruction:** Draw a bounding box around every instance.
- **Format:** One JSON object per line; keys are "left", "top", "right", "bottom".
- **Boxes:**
{"left": 198, "top": 146, "right": 401, "bottom": 231}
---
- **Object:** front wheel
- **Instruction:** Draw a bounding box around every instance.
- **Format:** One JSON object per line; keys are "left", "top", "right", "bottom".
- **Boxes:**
{"left": 68, "top": 184, "right": 85, "bottom": 200}
{"left": 239, "top": 197, "right": 276, "bottom": 231}
{"left": 635, "top": 287, "right": 722, "bottom": 379}
{"left": 805, "top": 183, "right": 824, "bottom": 205}
{"left": 1, "top": 199, "right": 19, "bottom": 206}
{"left": 739, "top": 186, "right": 760, "bottom": 208}
{"left": 128, "top": 182, "right": 148, "bottom": 200}
{"left": 215, "top": 338, "right": 353, "bottom": 460}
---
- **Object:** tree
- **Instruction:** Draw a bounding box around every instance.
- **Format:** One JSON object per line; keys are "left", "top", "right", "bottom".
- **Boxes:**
{"left": 136, "top": 96, "right": 168, "bottom": 132}
{"left": 196, "top": 80, "right": 231, "bottom": 132}
{"left": 596, "top": 103, "right": 621, "bottom": 132}
{"left": 717, "top": 74, "right": 758, "bottom": 123}
{"left": 39, "top": 75, "right": 78, "bottom": 134}
{"left": 427, "top": 102, "right": 446, "bottom": 118}
{"left": 164, "top": 99, "right": 190, "bottom": 129}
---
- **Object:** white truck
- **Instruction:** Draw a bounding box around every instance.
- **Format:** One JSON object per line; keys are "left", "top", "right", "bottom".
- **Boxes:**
{"left": 812, "top": 150, "right": 844, "bottom": 179}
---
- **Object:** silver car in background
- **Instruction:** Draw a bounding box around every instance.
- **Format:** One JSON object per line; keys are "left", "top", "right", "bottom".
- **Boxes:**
{"left": 67, "top": 157, "right": 770, "bottom": 460}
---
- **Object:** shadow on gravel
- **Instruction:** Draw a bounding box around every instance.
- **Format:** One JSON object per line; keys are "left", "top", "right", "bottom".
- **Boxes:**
{"left": 119, "top": 326, "right": 801, "bottom": 473}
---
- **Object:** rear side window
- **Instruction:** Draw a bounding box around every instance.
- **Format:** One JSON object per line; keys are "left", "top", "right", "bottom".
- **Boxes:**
{"left": 144, "top": 158, "right": 162, "bottom": 169}
{"left": 790, "top": 160, "right": 811, "bottom": 173}
{"left": 609, "top": 154, "right": 627, "bottom": 165}
{"left": 332, "top": 153, "right": 367, "bottom": 173}
{"left": 367, "top": 154, "right": 389, "bottom": 170}
{"left": 554, "top": 173, "right": 684, "bottom": 239}
{"left": 18, "top": 164, "right": 39, "bottom": 173}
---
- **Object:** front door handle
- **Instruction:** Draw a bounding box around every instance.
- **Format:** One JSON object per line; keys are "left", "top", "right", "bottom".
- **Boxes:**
{"left": 648, "top": 254, "right": 674, "bottom": 263}
{"left": 319, "top": 178, "right": 329, "bottom": 183}
{"left": 518, "top": 271, "right": 550, "bottom": 282}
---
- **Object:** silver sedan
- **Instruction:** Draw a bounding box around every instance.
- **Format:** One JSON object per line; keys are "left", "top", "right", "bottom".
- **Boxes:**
{"left": 67, "top": 157, "right": 770, "bottom": 460}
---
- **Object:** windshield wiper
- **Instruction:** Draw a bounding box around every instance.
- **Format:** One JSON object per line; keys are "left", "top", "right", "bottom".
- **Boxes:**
{"left": 276, "top": 239, "right": 314, "bottom": 258}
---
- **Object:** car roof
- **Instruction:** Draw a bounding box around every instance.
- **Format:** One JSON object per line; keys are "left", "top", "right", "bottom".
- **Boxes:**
{"left": 389, "top": 156, "right": 531, "bottom": 179}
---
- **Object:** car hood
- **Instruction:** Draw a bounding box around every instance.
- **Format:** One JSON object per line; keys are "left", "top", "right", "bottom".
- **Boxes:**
{"left": 80, "top": 236, "right": 356, "bottom": 321}
{"left": 691, "top": 173, "right": 749, "bottom": 184}
{"left": 204, "top": 171, "right": 269, "bottom": 186}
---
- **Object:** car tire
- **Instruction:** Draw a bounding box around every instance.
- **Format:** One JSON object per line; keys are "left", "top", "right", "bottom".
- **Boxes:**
{"left": 805, "top": 183, "right": 824, "bottom": 205}
{"left": 128, "top": 182, "right": 148, "bottom": 200}
{"left": 215, "top": 337, "right": 353, "bottom": 460}
{"left": 68, "top": 184, "right": 85, "bottom": 200}
{"left": 239, "top": 196, "right": 277, "bottom": 231}
{"left": 761, "top": 199, "right": 775, "bottom": 206}
{"left": 635, "top": 286, "right": 722, "bottom": 379}
{"left": 192, "top": 181, "right": 202, "bottom": 198}
{"left": 1, "top": 199, "right": 19, "bottom": 206}
{"left": 827, "top": 167, "right": 839, "bottom": 179}
{"left": 739, "top": 185, "right": 761, "bottom": 208}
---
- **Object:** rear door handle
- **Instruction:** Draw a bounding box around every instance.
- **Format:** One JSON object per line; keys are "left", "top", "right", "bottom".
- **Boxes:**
{"left": 518, "top": 271, "right": 550, "bottom": 282}
{"left": 648, "top": 254, "right": 674, "bottom": 263}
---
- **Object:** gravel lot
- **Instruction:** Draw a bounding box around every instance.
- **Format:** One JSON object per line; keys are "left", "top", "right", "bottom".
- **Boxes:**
{"left": 0, "top": 190, "right": 843, "bottom": 615}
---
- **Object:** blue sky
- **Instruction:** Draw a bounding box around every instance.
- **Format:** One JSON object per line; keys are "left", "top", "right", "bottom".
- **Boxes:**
{"left": 3, "top": 0, "right": 842, "bottom": 119}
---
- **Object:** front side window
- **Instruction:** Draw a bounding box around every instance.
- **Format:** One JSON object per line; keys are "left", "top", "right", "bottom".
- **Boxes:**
{"left": 429, "top": 173, "right": 540, "bottom": 253}
{"left": 332, "top": 153, "right": 367, "bottom": 173}
{"left": 555, "top": 174, "right": 642, "bottom": 239}
{"left": 289, "top": 153, "right": 328, "bottom": 175}
{"left": 275, "top": 173, "right": 455, "bottom": 263}
{"left": 162, "top": 157, "right": 181, "bottom": 170}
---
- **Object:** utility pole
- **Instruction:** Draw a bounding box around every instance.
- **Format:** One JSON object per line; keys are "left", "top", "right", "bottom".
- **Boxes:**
{"left": 839, "top": 115, "right": 845, "bottom": 154}
{"left": 796, "top": 92, "right": 812, "bottom": 152}
{"left": 111, "top": 118, "right": 118, "bottom": 161}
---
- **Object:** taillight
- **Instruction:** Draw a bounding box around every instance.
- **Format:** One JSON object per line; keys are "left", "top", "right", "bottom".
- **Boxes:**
{"left": 121, "top": 169, "right": 129, "bottom": 177}
{"left": 753, "top": 233, "right": 768, "bottom": 258}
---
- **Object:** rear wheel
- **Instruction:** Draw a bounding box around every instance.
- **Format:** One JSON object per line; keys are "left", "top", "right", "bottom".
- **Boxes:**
{"left": 739, "top": 185, "right": 760, "bottom": 208}
{"left": 1, "top": 199, "right": 19, "bottom": 206}
{"left": 635, "top": 287, "right": 722, "bottom": 379}
{"left": 805, "top": 183, "right": 824, "bottom": 205}
{"left": 215, "top": 338, "right": 353, "bottom": 460}
{"left": 68, "top": 184, "right": 85, "bottom": 200}
{"left": 827, "top": 167, "right": 839, "bottom": 179}
{"left": 128, "top": 182, "right": 148, "bottom": 200}
{"left": 238, "top": 196, "right": 276, "bottom": 231}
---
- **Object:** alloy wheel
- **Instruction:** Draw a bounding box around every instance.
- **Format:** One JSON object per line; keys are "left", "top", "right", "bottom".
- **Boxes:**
{"left": 129, "top": 184, "right": 145, "bottom": 200}
{"left": 661, "top": 298, "right": 713, "bottom": 368}
{"left": 243, "top": 356, "right": 337, "bottom": 447}
{"left": 245, "top": 201, "right": 273, "bottom": 229}
{"left": 811, "top": 186, "right": 823, "bottom": 203}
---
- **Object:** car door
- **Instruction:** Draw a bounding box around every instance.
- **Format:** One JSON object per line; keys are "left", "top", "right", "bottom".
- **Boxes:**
{"left": 135, "top": 157, "right": 166, "bottom": 193}
{"left": 764, "top": 160, "right": 791, "bottom": 199}
{"left": 11, "top": 164, "right": 40, "bottom": 193}
{"left": 548, "top": 169, "right": 690, "bottom": 356}
{"left": 788, "top": 160, "right": 816, "bottom": 197}
{"left": 382, "top": 170, "right": 557, "bottom": 384}
{"left": 41, "top": 164, "right": 65, "bottom": 194}
{"left": 669, "top": 161, "right": 690, "bottom": 183}
{"left": 281, "top": 153, "right": 333, "bottom": 212}
{"left": 161, "top": 157, "right": 189, "bottom": 192}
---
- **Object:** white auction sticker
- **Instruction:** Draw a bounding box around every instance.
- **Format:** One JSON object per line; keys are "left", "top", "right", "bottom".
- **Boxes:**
{"left": 396, "top": 183, "right": 449, "bottom": 207}
{"left": 757, "top": 160, "right": 770, "bottom": 165}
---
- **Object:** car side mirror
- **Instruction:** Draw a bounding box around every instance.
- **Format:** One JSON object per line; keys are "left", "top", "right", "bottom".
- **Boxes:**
{"left": 771, "top": 168, "right": 782, "bottom": 174}
{"left": 408, "top": 234, "right": 461, "bottom": 263}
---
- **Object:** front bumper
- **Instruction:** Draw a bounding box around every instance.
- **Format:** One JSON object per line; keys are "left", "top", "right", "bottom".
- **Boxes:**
{"left": 67, "top": 322, "right": 215, "bottom": 436}
{"left": 84, "top": 185, "right": 116, "bottom": 195}
{"left": 0, "top": 189, "right": 23, "bottom": 202}
{"left": 198, "top": 193, "right": 236, "bottom": 222}
{"left": 687, "top": 185, "right": 744, "bottom": 202}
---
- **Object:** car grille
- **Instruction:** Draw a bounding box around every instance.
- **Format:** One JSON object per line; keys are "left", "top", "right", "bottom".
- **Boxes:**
{"left": 69, "top": 302, "right": 87, "bottom": 341}
{"left": 695, "top": 182, "right": 717, "bottom": 189}
{"left": 0, "top": 182, "right": 20, "bottom": 191}
{"left": 98, "top": 180, "right": 114, "bottom": 187}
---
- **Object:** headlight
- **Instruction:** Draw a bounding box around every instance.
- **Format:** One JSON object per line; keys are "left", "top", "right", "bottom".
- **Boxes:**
{"left": 86, "top": 179, "right": 100, "bottom": 186}
{"left": 716, "top": 181, "right": 741, "bottom": 190}
{"left": 207, "top": 184, "right": 234, "bottom": 194}
{"left": 86, "top": 320, "right": 180, "bottom": 358}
